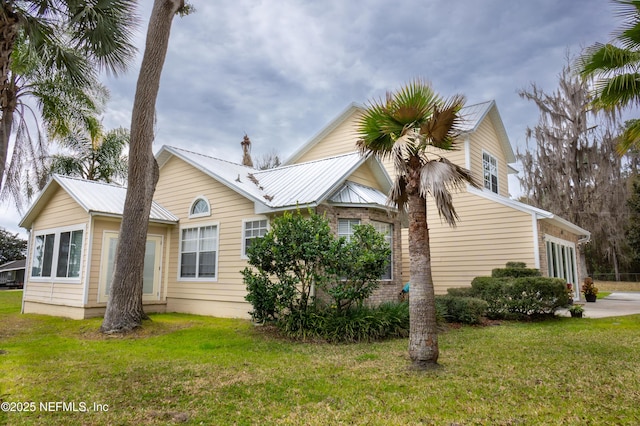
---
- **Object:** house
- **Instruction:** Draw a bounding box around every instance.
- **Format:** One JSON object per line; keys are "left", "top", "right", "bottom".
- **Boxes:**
{"left": 19, "top": 148, "right": 401, "bottom": 319}
{"left": 0, "top": 259, "right": 26, "bottom": 289}
{"left": 285, "top": 101, "right": 590, "bottom": 300}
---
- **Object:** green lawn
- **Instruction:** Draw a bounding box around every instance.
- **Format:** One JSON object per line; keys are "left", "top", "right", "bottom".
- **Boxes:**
{"left": 1, "top": 291, "right": 639, "bottom": 425}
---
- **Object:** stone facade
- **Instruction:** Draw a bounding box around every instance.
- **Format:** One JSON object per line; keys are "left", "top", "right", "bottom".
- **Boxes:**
{"left": 316, "top": 205, "right": 404, "bottom": 305}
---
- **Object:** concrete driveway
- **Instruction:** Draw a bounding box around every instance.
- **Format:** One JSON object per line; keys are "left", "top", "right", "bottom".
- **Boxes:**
{"left": 558, "top": 292, "right": 640, "bottom": 318}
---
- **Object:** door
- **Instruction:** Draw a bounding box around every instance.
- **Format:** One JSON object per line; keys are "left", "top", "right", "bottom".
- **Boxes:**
{"left": 99, "top": 232, "right": 163, "bottom": 303}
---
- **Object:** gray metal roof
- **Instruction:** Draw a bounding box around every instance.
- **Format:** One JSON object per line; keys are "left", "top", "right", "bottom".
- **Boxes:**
{"left": 20, "top": 175, "right": 178, "bottom": 228}
{"left": 458, "top": 101, "right": 493, "bottom": 133}
{"left": 157, "top": 146, "right": 393, "bottom": 213}
{"left": 328, "top": 181, "right": 390, "bottom": 207}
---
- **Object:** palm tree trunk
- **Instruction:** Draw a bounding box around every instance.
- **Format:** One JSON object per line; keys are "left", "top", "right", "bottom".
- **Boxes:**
{"left": 408, "top": 192, "right": 439, "bottom": 368}
{"left": 101, "top": 0, "right": 184, "bottom": 333}
{"left": 0, "top": 5, "right": 20, "bottom": 193}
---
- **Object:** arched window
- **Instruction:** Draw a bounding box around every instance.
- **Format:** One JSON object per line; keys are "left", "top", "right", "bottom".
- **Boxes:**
{"left": 189, "top": 197, "right": 211, "bottom": 218}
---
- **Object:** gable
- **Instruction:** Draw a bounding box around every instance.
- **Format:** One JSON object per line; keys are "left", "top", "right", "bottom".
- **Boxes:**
{"left": 22, "top": 185, "right": 89, "bottom": 231}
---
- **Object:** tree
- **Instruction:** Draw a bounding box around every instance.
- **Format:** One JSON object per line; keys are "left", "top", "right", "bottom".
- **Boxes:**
{"left": 1, "top": 35, "right": 111, "bottom": 211}
{"left": 0, "top": 0, "right": 137, "bottom": 195}
{"left": 356, "top": 80, "right": 476, "bottom": 368}
{"left": 577, "top": 0, "right": 640, "bottom": 153}
{"left": 255, "top": 149, "right": 282, "bottom": 170}
{"left": 0, "top": 228, "right": 26, "bottom": 264}
{"left": 626, "top": 176, "right": 640, "bottom": 265}
{"left": 48, "top": 125, "right": 129, "bottom": 184}
{"left": 101, "top": 0, "right": 191, "bottom": 333}
{"left": 518, "top": 63, "right": 633, "bottom": 279}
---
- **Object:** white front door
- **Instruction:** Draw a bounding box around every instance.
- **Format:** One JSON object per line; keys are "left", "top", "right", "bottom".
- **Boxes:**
{"left": 98, "top": 232, "right": 163, "bottom": 303}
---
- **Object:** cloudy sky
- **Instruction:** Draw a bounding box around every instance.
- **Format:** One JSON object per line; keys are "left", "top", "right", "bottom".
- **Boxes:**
{"left": 0, "top": 0, "right": 627, "bottom": 235}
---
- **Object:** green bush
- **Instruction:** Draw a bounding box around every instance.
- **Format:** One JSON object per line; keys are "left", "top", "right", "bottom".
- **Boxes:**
{"left": 277, "top": 302, "right": 409, "bottom": 343}
{"left": 491, "top": 267, "right": 541, "bottom": 278}
{"left": 446, "top": 287, "right": 475, "bottom": 298}
{"left": 505, "top": 261, "right": 527, "bottom": 269}
{"left": 436, "top": 295, "right": 488, "bottom": 324}
{"left": 470, "top": 275, "right": 568, "bottom": 319}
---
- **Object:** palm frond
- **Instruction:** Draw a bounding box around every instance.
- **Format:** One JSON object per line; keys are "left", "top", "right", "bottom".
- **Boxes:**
{"left": 593, "top": 72, "right": 640, "bottom": 108}
{"left": 418, "top": 158, "right": 479, "bottom": 226}
{"left": 618, "top": 117, "right": 640, "bottom": 152}
{"left": 419, "top": 94, "right": 466, "bottom": 150}
{"left": 578, "top": 43, "right": 640, "bottom": 77}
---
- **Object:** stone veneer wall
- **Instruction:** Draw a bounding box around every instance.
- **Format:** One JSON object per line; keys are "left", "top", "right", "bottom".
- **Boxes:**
{"left": 316, "top": 205, "right": 404, "bottom": 305}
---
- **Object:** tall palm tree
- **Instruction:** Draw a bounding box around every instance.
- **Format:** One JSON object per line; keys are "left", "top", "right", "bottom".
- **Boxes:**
{"left": 357, "top": 80, "right": 477, "bottom": 368}
{"left": 578, "top": 0, "right": 640, "bottom": 153}
{"left": 48, "top": 124, "right": 129, "bottom": 184}
{"left": 0, "top": 0, "right": 137, "bottom": 194}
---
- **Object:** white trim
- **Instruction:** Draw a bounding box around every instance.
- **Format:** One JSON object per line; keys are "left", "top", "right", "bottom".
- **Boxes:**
{"left": 178, "top": 221, "right": 220, "bottom": 282}
{"left": 464, "top": 136, "right": 471, "bottom": 170}
{"left": 188, "top": 195, "right": 211, "bottom": 218}
{"left": 21, "top": 229, "right": 31, "bottom": 314}
{"left": 241, "top": 217, "right": 270, "bottom": 259}
{"left": 482, "top": 149, "right": 499, "bottom": 194}
{"left": 532, "top": 213, "right": 540, "bottom": 269}
{"left": 29, "top": 223, "right": 87, "bottom": 284}
{"left": 544, "top": 234, "right": 580, "bottom": 299}
{"left": 82, "top": 216, "right": 95, "bottom": 305}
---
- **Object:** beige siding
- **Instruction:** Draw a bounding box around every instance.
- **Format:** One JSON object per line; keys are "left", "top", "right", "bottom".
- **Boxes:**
{"left": 295, "top": 112, "right": 362, "bottom": 163}
{"left": 401, "top": 191, "right": 536, "bottom": 293}
{"left": 154, "top": 156, "right": 258, "bottom": 318}
{"left": 23, "top": 187, "right": 89, "bottom": 308}
{"left": 469, "top": 118, "right": 510, "bottom": 197}
{"left": 348, "top": 162, "right": 382, "bottom": 189}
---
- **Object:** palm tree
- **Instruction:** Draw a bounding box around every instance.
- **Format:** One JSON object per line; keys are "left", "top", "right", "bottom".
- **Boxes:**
{"left": 578, "top": 0, "right": 640, "bottom": 153}
{"left": 49, "top": 124, "right": 129, "bottom": 184}
{"left": 0, "top": 35, "right": 110, "bottom": 210}
{"left": 357, "top": 80, "right": 478, "bottom": 368}
{"left": 0, "top": 0, "right": 137, "bottom": 194}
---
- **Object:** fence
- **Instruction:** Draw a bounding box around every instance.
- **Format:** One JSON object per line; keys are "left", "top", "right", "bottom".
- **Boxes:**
{"left": 591, "top": 273, "right": 640, "bottom": 283}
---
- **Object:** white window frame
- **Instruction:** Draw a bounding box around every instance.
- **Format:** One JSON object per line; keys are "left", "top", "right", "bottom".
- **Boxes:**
{"left": 545, "top": 235, "right": 579, "bottom": 299}
{"left": 241, "top": 217, "right": 269, "bottom": 259}
{"left": 188, "top": 196, "right": 211, "bottom": 219}
{"left": 178, "top": 222, "right": 219, "bottom": 281}
{"left": 29, "top": 224, "right": 86, "bottom": 283}
{"left": 371, "top": 220, "right": 393, "bottom": 281}
{"left": 338, "top": 218, "right": 361, "bottom": 242}
{"left": 482, "top": 150, "right": 499, "bottom": 194}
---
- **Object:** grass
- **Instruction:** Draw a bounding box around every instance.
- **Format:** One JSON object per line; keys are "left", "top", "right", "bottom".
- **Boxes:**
{"left": 594, "top": 280, "right": 639, "bottom": 292}
{"left": 1, "top": 291, "right": 640, "bottom": 425}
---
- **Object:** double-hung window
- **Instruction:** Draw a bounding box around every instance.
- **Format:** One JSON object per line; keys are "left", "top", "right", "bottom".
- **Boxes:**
{"left": 482, "top": 151, "right": 499, "bottom": 194}
{"left": 242, "top": 219, "right": 268, "bottom": 257}
{"left": 31, "top": 227, "right": 84, "bottom": 280}
{"left": 338, "top": 219, "right": 393, "bottom": 280}
{"left": 180, "top": 225, "right": 218, "bottom": 279}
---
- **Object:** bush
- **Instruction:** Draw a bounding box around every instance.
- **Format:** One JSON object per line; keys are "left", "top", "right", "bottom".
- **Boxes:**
{"left": 277, "top": 302, "right": 409, "bottom": 343}
{"left": 491, "top": 267, "right": 541, "bottom": 278}
{"left": 437, "top": 295, "right": 488, "bottom": 324}
{"left": 446, "top": 287, "right": 475, "bottom": 298}
{"left": 470, "top": 275, "right": 568, "bottom": 319}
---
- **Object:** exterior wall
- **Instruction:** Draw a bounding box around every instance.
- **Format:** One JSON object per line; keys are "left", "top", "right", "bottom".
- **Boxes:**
{"left": 468, "top": 118, "right": 510, "bottom": 197}
{"left": 317, "top": 205, "right": 403, "bottom": 304}
{"left": 347, "top": 162, "right": 380, "bottom": 188}
{"left": 411, "top": 190, "right": 537, "bottom": 293}
{"left": 22, "top": 300, "right": 166, "bottom": 320}
{"left": 23, "top": 187, "right": 89, "bottom": 310}
{"left": 154, "top": 155, "right": 259, "bottom": 318}
{"left": 294, "top": 111, "right": 362, "bottom": 162}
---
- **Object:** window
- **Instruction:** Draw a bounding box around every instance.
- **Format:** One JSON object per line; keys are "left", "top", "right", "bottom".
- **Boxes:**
{"left": 338, "top": 218, "right": 393, "bottom": 280}
{"left": 189, "top": 197, "right": 211, "bottom": 218}
{"left": 371, "top": 221, "right": 393, "bottom": 280}
{"left": 56, "top": 230, "right": 84, "bottom": 278}
{"left": 482, "top": 151, "right": 498, "bottom": 194}
{"left": 180, "top": 225, "right": 218, "bottom": 279}
{"left": 243, "top": 219, "right": 268, "bottom": 257}
{"left": 546, "top": 236, "right": 578, "bottom": 298}
{"left": 31, "top": 228, "right": 84, "bottom": 280}
{"left": 338, "top": 218, "right": 361, "bottom": 241}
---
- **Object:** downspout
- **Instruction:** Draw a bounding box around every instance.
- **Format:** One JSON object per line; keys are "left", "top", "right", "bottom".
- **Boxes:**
{"left": 21, "top": 229, "right": 31, "bottom": 314}
{"left": 531, "top": 213, "right": 540, "bottom": 269}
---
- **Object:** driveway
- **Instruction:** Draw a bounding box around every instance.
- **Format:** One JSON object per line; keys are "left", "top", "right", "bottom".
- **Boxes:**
{"left": 558, "top": 292, "right": 640, "bottom": 318}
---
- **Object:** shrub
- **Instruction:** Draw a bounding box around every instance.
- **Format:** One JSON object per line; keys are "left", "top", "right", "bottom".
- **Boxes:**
{"left": 437, "top": 295, "right": 488, "bottom": 324}
{"left": 446, "top": 287, "right": 476, "bottom": 298}
{"left": 277, "top": 302, "right": 409, "bottom": 343}
{"left": 470, "top": 275, "right": 568, "bottom": 319}
{"left": 491, "top": 267, "right": 541, "bottom": 278}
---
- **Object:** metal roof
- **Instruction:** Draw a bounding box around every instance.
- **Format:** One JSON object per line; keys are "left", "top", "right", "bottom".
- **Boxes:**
{"left": 328, "top": 181, "right": 390, "bottom": 207}
{"left": 157, "top": 146, "right": 393, "bottom": 213}
{"left": 20, "top": 175, "right": 178, "bottom": 229}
